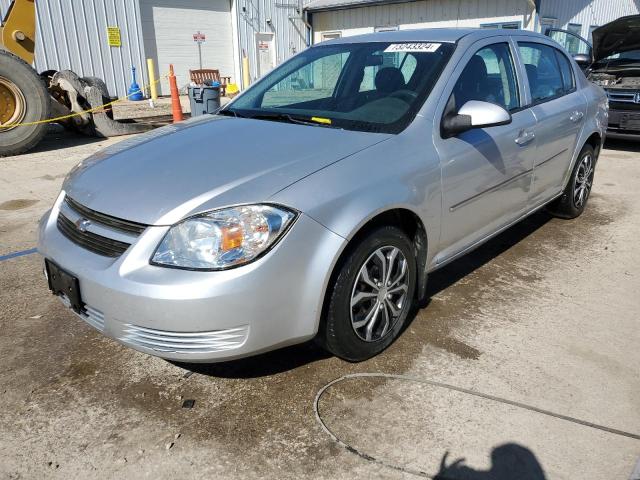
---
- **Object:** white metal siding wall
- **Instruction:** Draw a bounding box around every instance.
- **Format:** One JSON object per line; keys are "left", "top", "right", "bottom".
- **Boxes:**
{"left": 0, "top": 0, "right": 146, "bottom": 98}
{"left": 140, "top": 0, "right": 235, "bottom": 95}
{"left": 311, "top": 0, "right": 535, "bottom": 42}
{"left": 539, "top": 0, "right": 640, "bottom": 39}
{"left": 236, "top": 0, "right": 309, "bottom": 83}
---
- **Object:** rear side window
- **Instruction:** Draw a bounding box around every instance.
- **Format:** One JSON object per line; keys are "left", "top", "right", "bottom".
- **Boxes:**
{"left": 554, "top": 49, "right": 575, "bottom": 92}
{"left": 518, "top": 42, "right": 565, "bottom": 103}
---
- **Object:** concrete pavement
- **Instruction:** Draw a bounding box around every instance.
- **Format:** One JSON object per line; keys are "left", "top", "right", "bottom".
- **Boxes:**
{"left": 1, "top": 132, "right": 639, "bottom": 479}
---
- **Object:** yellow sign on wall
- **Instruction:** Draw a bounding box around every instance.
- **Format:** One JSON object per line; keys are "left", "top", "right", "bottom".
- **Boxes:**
{"left": 107, "top": 26, "right": 121, "bottom": 47}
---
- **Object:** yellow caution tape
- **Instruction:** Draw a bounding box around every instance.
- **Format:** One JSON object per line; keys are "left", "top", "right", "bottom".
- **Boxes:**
{"left": 0, "top": 74, "right": 169, "bottom": 129}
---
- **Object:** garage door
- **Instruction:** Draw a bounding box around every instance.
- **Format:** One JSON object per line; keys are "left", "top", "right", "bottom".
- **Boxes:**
{"left": 140, "top": 0, "right": 235, "bottom": 95}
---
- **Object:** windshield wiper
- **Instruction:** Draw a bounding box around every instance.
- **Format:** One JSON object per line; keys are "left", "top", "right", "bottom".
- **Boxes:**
{"left": 218, "top": 109, "right": 340, "bottom": 128}
{"left": 248, "top": 112, "right": 339, "bottom": 127}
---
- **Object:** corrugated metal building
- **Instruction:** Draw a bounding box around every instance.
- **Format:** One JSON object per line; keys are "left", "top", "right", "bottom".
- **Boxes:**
{"left": 538, "top": 0, "right": 640, "bottom": 42}
{"left": 0, "top": 0, "right": 309, "bottom": 97}
{"left": 2, "top": 0, "right": 639, "bottom": 98}
{"left": 0, "top": 0, "right": 147, "bottom": 98}
{"left": 306, "top": 0, "right": 537, "bottom": 42}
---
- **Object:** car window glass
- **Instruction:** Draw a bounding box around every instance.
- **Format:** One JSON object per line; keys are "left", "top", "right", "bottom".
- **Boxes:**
{"left": 519, "top": 42, "right": 565, "bottom": 103}
{"left": 230, "top": 42, "right": 455, "bottom": 134}
{"left": 262, "top": 52, "right": 350, "bottom": 107}
{"left": 359, "top": 52, "right": 418, "bottom": 92}
{"left": 451, "top": 43, "right": 519, "bottom": 111}
{"left": 555, "top": 49, "right": 575, "bottom": 92}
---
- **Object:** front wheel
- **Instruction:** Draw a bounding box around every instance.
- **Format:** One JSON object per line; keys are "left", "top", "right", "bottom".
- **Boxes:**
{"left": 547, "top": 144, "right": 596, "bottom": 219}
{"left": 319, "top": 226, "right": 417, "bottom": 362}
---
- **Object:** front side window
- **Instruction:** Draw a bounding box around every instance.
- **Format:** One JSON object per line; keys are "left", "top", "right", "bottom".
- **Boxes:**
{"left": 519, "top": 42, "right": 565, "bottom": 103}
{"left": 226, "top": 41, "right": 455, "bottom": 134}
{"left": 450, "top": 43, "right": 519, "bottom": 112}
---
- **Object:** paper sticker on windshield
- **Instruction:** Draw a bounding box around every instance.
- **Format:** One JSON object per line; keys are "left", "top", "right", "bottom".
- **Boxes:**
{"left": 384, "top": 43, "right": 441, "bottom": 53}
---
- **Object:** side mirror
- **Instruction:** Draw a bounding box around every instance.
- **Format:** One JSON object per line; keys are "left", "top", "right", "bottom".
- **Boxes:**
{"left": 572, "top": 53, "right": 592, "bottom": 70}
{"left": 442, "top": 100, "right": 512, "bottom": 137}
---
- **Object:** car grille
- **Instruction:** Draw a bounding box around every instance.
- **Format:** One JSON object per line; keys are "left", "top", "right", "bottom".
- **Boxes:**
{"left": 57, "top": 213, "right": 132, "bottom": 257}
{"left": 57, "top": 196, "right": 148, "bottom": 257}
{"left": 64, "top": 196, "right": 147, "bottom": 235}
{"left": 606, "top": 90, "right": 639, "bottom": 104}
{"left": 119, "top": 324, "right": 249, "bottom": 354}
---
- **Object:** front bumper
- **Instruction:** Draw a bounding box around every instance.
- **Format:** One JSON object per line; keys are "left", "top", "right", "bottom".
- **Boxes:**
{"left": 606, "top": 107, "right": 640, "bottom": 140}
{"left": 38, "top": 194, "right": 345, "bottom": 362}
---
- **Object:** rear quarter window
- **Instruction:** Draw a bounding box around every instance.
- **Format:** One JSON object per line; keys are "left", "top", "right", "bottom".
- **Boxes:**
{"left": 554, "top": 49, "right": 575, "bottom": 92}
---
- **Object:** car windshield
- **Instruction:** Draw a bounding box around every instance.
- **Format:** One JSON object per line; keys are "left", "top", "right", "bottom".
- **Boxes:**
{"left": 223, "top": 41, "right": 455, "bottom": 134}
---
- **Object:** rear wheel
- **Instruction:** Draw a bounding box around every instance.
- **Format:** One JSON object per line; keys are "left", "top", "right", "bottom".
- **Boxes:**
{"left": 547, "top": 144, "right": 596, "bottom": 219}
{"left": 0, "top": 51, "right": 50, "bottom": 157}
{"left": 319, "top": 226, "right": 417, "bottom": 362}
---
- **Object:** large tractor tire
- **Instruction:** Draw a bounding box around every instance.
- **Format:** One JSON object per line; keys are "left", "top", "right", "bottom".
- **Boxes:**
{"left": 0, "top": 50, "right": 51, "bottom": 157}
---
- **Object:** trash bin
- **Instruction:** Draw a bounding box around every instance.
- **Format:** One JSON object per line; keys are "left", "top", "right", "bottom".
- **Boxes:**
{"left": 188, "top": 83, "right": 221, "bottom": 117}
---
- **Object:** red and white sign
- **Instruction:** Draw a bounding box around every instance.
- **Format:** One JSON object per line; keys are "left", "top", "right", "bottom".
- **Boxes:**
{"left": 193, "top": 32, "right": 206, "bottom": 43}
{"left": 258, "top": 41, "right": 269, "bottom": 51}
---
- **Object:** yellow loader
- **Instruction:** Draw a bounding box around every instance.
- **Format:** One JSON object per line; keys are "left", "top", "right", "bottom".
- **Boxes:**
{"left": 0, "top": 0, "right": 147, "bottom": 156}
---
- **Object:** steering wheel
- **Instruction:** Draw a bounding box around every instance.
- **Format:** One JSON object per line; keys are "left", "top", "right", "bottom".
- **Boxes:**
{"left": 390, "top": 89, "right": 418, "bottom": 104}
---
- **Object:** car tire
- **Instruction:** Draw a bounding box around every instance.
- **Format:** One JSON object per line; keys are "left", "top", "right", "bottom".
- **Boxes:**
{"left": 319, "top": 226, "right": 417, "bottom": 362}
{"left": 547, "top": 144, "right": 596, "bottom": 219}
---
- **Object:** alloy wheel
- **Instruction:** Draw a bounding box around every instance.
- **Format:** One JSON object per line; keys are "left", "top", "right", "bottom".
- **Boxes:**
{"left": 350, "top": 246, "right": 409, "bottom": 342}
{"left": 574, "top": 153, "right": 594, "bottom": 209}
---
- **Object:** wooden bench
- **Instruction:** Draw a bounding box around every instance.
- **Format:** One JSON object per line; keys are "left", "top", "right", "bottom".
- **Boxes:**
{"left": 189, "top": 69, "right": 231, "bottom": 96}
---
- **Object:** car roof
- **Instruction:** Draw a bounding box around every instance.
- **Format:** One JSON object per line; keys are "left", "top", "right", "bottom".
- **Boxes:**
{"left": 319, "top": 27, "right": 550, "bottom": 45}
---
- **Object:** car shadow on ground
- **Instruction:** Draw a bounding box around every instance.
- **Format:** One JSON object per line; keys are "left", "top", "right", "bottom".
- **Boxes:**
{"left": 604, "top": 138, "right": 640, "bottom": 152}
{"left": 175, "top": 209, "right": 554, "bottom": 379}
{"left": 433, "top": 443, "right": 547, "bottom": 480}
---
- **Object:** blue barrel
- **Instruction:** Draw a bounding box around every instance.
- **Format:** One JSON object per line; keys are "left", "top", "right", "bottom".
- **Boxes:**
{"left": 188, "top": 84, "right": 221, "bottom": 116}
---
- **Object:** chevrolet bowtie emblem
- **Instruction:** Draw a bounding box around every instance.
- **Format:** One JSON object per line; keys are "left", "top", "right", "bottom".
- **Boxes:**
{"left": 75, "top": 218, "right": 91, "bottom": 233}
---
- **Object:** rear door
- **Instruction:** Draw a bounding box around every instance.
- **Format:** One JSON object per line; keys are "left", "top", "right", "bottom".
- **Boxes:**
{"left": 517, "top": 41, "right": 587, "bottom": 206}
{"left": 433, "top": 38, "right": 537, "bottom": 263}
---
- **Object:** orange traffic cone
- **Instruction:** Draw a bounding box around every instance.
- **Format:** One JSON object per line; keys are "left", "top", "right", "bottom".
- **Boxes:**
{"left": 169, "top": 64, "right": 183, "bottom": 123}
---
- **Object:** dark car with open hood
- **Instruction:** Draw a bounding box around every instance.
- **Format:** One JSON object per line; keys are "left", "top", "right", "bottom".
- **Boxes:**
{"left": 547, "top": 15, "right": 640, "bottom": 140}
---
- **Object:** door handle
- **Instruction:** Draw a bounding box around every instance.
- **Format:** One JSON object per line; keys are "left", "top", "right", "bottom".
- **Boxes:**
{"left": 515, "top": 131, "right": 535, "bottom": 146}
{"left": 569, "top": 111, "right": 584, "bottom": 122}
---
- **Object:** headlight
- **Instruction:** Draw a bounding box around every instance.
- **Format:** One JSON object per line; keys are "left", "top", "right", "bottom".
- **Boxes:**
{"left": 151, "top": 204, "right": 297, "bottom": 270}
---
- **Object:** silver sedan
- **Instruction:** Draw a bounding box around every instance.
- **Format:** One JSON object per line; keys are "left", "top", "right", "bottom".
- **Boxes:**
{"left": 38, "top": 28, "right": 607, "bottom": 362}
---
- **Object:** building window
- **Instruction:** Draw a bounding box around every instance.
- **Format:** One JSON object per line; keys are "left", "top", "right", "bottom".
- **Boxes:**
{"left": 480, "top": 22, "right": 521, "bottom": 29}
{"left": 588, "top": 25, "right": 598, "bottom": 44}
{"left": 565, "top": 23, "right": 583, "bottom": 54}
{"left": 321, "top": 32, "right": 341, "bottom": 41}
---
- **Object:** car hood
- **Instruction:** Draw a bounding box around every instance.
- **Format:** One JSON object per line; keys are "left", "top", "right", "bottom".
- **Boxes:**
{"left": 592, "top": 15, "right": 640, "bottom": 62}
{"left": 63, "top": 115, "right": 389, "bottom": 225}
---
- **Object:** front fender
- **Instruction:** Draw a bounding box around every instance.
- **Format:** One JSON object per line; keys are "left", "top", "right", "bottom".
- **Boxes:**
{"left": 270, "top": 132, "right": 442, "bottom": 265}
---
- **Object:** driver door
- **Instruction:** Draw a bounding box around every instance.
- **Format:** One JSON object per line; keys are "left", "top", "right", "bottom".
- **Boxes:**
{"left": 433, "top": 38, "right": 537, "bottom": 264}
